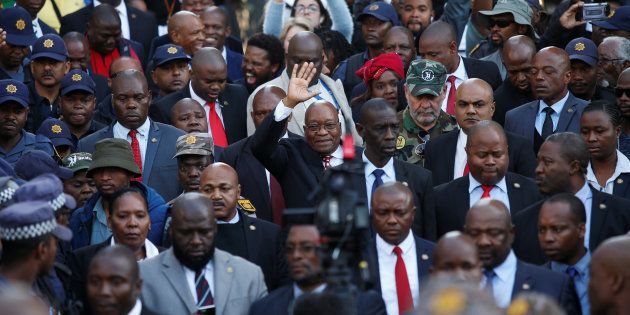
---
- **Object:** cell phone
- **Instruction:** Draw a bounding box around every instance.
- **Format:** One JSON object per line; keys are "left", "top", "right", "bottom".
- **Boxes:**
{"left": 582, "top": 2, "right": 610, "bottom": 21}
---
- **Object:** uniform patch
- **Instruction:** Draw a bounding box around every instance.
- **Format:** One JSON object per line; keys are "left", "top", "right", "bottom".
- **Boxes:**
{"left": 238, "top": 199, "right": 256, "bottom": 213}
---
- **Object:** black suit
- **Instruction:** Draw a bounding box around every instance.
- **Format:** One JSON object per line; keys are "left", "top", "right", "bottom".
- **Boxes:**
{"left": 493, "top": 79, "right": 535, "bottom": 126}
{"left": 513, "top": 185, "right": 630, "bottom": 264}
{"left": 424, "top": 129, "right": 537, "bottom": 186}
{"left": 435, "top": 172, "right": 541, "bottom": 237}
{"left": 462, "top": 57, "right": 502, "bottom": 90}
{"left": 60, "top": 3, "right": 158, "bottom": 55}
{"left": 610, "top": 173, "right": 630, "bottom": 200}
{"left": 150, "top": 83, "right": 248, "bottom": 145}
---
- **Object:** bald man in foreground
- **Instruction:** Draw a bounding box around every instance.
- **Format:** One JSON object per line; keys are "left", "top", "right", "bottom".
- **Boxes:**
{"left": 431, "top": 231, "right": 482, "bottom": 283}
{"left": 93, "top": 56, "right": 144, "bottom": 125}
{"left": 588, "top": 236, "right": 630, "bottom": 315}
{"left": 504, "top": 47, "right": 589, "bottom": 153}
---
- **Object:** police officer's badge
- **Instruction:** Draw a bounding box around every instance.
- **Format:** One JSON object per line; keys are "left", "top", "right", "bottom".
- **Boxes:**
{"left": 43, "top": 39, "right": 54, "bottom": 48}
{"left": 396, "top": 136, "right": 405, "bottom": 149}
{"left": 413, "top": 143, "right": 426, "bottom": 156}
{"left": 15, "top": 19, "right": 26, "bottom": 31}
{"left": 6, "top": 84, "right": 17, "bottom": 94}
{"left": 574, "top": 42, "right": 585, "bottom": 51}
{"left": 185, "top": 135, "right": 197, "bottom": 145}
{"left": 51, "top": 124, "right": 62, "bottom": 134}
{"left": 71, "top": 74, "right": 82, "bottom": 81}
{"left": 237, "top": 199, "right": 256, "bottom": 214}
{"left": 369, "top": 4, "right": 379, "bottom": 10}
{"left": 421, "top": 69, "right": 434, "bottom": 81}
{"left": 167, "top": 46, "right": 178, "bottom": 54}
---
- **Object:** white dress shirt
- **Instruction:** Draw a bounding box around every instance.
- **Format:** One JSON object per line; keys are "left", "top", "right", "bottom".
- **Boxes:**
{"left": 440, "top": 56, "right": 469, "bottom": 113}
{"left": 574, "top": 182, "right": 593, "bottom": 248}
{"left": 189, "top": 83, "right": 224, "bottom": 129}
{"left": 376, "top": 233, "right": 419, "bottom": 315}
{"left": 468, "top": 175, "right": 510, "bottom": 210}
{"left": 217, "top": 209, "right": 240, "bottom": 224}
{"left": 363, "top": 153, "right": 396, "bottom": 210}
{"left": 110, "top": 237, "right": 160, "bottom": 261}
{"left": 221, "top": 46, "right": 227, "bottom": 63}
{"left": 535, "top": 91, "right": 569, "bottom": 134}
{"left": 484, "top": 250, "right": 517, "bottom": 308}
{"left": 127, "top": 299, "right": 142, "bottom": 315}
{"left": 184, "top": 261, "right": 215, "bottom": 305}
{"left": 32, "top": 18, "right": 43, "bottom": 38}
{"left": 586, "top": 150, "right": 630, "bottom": 194}
{"left": 94, "top": 0, "right": 131, "bottom": 40}
{"left": 293, "top": 283, "right": 326, "bottom": 300}
{"left": 113, "top": 118, "right": 151, "bottom": 164}
{"left": 453, "top": 130, "right": 468, "bottom": 179}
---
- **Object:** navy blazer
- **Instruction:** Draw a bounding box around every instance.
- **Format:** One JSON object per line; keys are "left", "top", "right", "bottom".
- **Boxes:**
{"left": 611, "top": 172, "right": 630, "bottom": 200}
{"left": 504, "top": 92, "right": 588, "bottom": 143}
{"left": 424, "top": 129, "right": 537, "bottom": 186}
{"left": 77, "top": 120, "right": 184, "bottom": 201}
{"left": 248, "top": 284, "right": 387, "bottom": 315}
{"left": 513, "top": 185, "right": 630, "bottom": 264}
{"left": 434, "top": 172, "right": 541, "bottom": 237}
{"left": 226, "top": 48, "right": 244, "bottom": 83}
{"left": 39, "top": 20, "right": 57, "bottom": 35}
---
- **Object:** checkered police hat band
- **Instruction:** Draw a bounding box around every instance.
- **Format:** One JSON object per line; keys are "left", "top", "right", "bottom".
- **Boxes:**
{"left": 0, "top": 218, "right": 57, "bottom": 241}
{"left": 50, "top": 193, "right": 65, "bottom": 211}
{"left": 0, "top": 186, "right": 16, "bottom": 205}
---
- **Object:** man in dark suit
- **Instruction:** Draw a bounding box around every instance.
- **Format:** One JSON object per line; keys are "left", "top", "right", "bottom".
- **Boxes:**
{"left": 77, "top": 69, "right": 184, "bottom": 201}
{"left": 354, "top": 98, "right": 436, "bottom": 240}
{"left": 199, "top": 163, "right": 288, "bottom": 291}
{"left": 464, "top": 199, "right": 581, "bottom": 314}
{"left": 151, "top": 48, "right": 248, "bottom": 147}
{"left": 364, "top": 182, "right": 434, "bottom": 315}
{"left": 249, "top": 224, "right": 386, "bottom": 315}
{"left": 505, "top": 47, "right": 589, "bottom": 154}
{"left": 60, "top": 0, "right": 158, "bottom": 56}
{"left": 200, "top": 7, "right": 243, "bottom": 83}
{"left": 424, "top": 79, "right": 537, "bottom": 186}
{"left": 435, "top": 121, "right": 541, "bottom": 237}
{"left": 418, "top": 21, "right": 502, "bottom": 116}
{"left": 513, "top": 133, "right": 630, "bottom": 264}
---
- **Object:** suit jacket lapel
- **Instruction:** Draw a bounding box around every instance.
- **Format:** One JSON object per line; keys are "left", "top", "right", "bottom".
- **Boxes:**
{"left": 455, "top": 177, "right": 471, "bottom": 221}
{"left": 143, "top": 121, "right": 160, "bottom": 182}
{"left": 161, "top": 250, "right": 197, "bottom": 314}
{"left": 242, "top": 214, "right": 260, "bottom": 261}
{"left": 524, "top": 102, "right": 539, "bottom": 142}
{"left": 365, "top": 240, "right": 381, "bottom": 293}
{"left": 589, "top": 187, "right": 608, "bottom": 250}
{"left": 443, "top": 131, "right": 458, "bottom": 180}
{"left": 556, "top": 94, "right": 578, "bottom": 132}
{"left": 506, "top": 173, "right": 525, "bottom": 213}
{"left": 214, "top": 249, "right": 234, "bottom": 314}
{"left": 512, "top": 261, "right": 534, "bottom": 298}
{"left": 244, "top": 141, "right": 272, "bottom": 208}
{"left": 414, "top": 236, "right": 432, "bottom": 284}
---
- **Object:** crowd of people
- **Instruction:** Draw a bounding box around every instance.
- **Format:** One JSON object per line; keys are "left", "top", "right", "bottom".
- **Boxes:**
{"left": 0, "top": 0, "right": 629, "bottom": 313}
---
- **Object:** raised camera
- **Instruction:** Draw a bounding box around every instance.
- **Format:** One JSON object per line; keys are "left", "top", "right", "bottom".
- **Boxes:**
{"left": 582, "top": 3, "right": 610, "bottom": 21}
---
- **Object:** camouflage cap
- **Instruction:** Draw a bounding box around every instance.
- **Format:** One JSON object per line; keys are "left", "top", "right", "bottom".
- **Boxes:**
{"left": 173, "top": 132, "right": 214, "bottom": 158}
{"left": 405, "top": 59, "right": 447, "bottom": 97}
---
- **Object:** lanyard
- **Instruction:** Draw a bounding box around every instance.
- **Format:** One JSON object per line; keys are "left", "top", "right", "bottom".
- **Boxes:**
{"left": 313, "top": 80, "right": 340, "bottom": 110}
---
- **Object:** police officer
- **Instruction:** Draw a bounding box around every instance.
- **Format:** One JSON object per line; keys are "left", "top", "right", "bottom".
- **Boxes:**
{"left": 0, "top": 176, "right": 20, "bottom": 209}
{"left": 150, "top": 44, "right": 191, "bottom": 99}
{"left": 0, "top": 6, "right": 37, "bottom": 82}
{"left": 0, "top": 79, "right": 53, "bottom": 164}
{"left": 396, "top": 59, "right": 457, "bottom": 167}
{"left": 14, "top": 150, "right": 74, "bottom": 182}
{"left": 58, "top": 69, "right": 106, "bottom": 143}
{"left": 172, "top": 132, "right": 214, "bottom": 199}
{"left": 565, "top": 37, "right": 617, "bottom": 102}
{"left": 37, "top": 118, "right": 75, "bottom": 160}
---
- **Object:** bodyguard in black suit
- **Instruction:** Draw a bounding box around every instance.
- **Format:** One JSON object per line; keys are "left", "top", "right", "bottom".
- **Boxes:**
{"left": 435, "top": 121, "right": 541, "bottom": 237}
{"left": 513, "top": 133, "right": 630, "bottom": 265}
{"left": 151, "top": 48, "right": 248, "bottom": 145}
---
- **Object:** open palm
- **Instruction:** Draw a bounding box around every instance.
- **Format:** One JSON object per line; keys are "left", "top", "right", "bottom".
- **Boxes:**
{"left": 284, "top": 62, "right": 320, "bottom": 108}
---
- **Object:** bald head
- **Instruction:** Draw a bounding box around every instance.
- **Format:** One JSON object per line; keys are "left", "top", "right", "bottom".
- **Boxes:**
{"left": 457, "top": 78, "right": 494, "bottom": 103}
{"left": 199, "top": 163, "right": 241, "bottom": 221}
{"left": 532, "top": 47, "right": 571, "bottom": 103}
{"left": 171, "top": 192, "right": 214, "bottom": 222}
{"left": 502, "top": 35, "right": 536, "bottom": 94}
{"left": 432, "top": 231, "right": 482, "bottom": 282}
{"left": 589, "top": 236, "right": 630, "bottom": 314}
{"left": 171, "top": 98, "right": 207, "bottom": 133}
{"left": 372, "top": 182, "right": 415, "bottom": 245}
{"left": 111, "top": 69, "right": 148, "bottom": 91}
{"left": 87, "top": 4, "right": 122, "bottom": 55}
{"left": 455, "top": 79, "right": 495, "bottom": 131}
{"left": 502, "top": 35, "right": 536, "bottom": 61}
{"left": 466, "top": 120, "right": 507, "bottom": 146}
{"left": 534, "top": 47, "right": 571, "bottom": 73}
{"left": 421, "top": 21, "right": 457, "bottom": 44}
{"left": 305, "top": 101, "right": 338, "bottom": 124}
{"left": 192, "top": 47, "right": 226, "bottom": 71}
{"left": 109, "top": 57, "right": 143, "bottom": 78}
{"left": 252, "top": 87, "right": 286, "bottom": 128}
{"left": 465, "top": 120, "right": 509, "bottom": 186}
{"left": 372, "top": 182, "right": 414, "bottom": 205}
{"left": 464, "top": 199, "right": 514, "bottom": 268}
{"left": 90, "top": 3, "right": 121, "bottom": 26}
{"left": 168, "top": 11, "right": 199, "bottom": 33}
{"left": 287, "top": 32, "right": 324, "bottom": 86}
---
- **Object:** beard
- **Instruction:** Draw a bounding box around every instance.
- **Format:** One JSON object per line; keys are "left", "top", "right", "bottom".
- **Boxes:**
{"left": 173, "top": 242, "right": 215, "bottom": 271}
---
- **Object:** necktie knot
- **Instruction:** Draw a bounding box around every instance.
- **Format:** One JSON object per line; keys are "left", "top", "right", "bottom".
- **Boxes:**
{"left": 446, "top": 75, "right": 457, "bottom": 115}
{"left": 481, "top": 185, "right": 494, "bottom": 199}
{"left": 447, "top": 75, "right": 457, "bottom": 83}
{"left": 483, "top": 268, "right": 495, "bottom": 281}
{"left": 566, "top": 266, "right": 579, "bottom": 279}
{"left": 128, "top": 129, "right": 137, "bottom": 137}
{"left": 393, "top": 246, "right": 403, "bottom": 256}
{"left": 371, "top": 169, "right": 385, "bottom": 195}
{"left": 322, "top": 155, "right": 332, "bottom": 169}
{"left": 543, "top": 106, "right": 555, "bottom": 115}
{"left": 373, "top": 169, "right": 385, "bottom": 178}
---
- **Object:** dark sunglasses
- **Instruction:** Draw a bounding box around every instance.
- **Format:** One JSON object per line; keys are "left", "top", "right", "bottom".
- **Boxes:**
{"left": 488, "top": 19, "right": 514, "bottom": 28}
{"left": 615, "top": 88, "right": 630, "bottom": 98}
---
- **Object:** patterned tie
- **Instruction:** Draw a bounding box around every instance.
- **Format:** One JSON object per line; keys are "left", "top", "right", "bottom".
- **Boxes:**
{"left": 128, "top": 129, "right": 143, "bottom": 182}
{"left": 195, "top": 270, "right": 214, "bottom": 308}
{"left": 322, "top": 155, "right": 332, "bottom": 169}
{"left": 372, "top": 169, "right": 385, "bottom": 195}
{"left": 207, "top": 101, "right": 228, "bottom": 147}
{"left": 541, "top": 106, "right": 555, "bottom": 140}
{"left": 393, "top": 246, "right": 413, "bottom": 314}
{"left": 269, "top": 175, "right": 285, "bottom": 225}
{"left": 446, "top": 75, "right": 457, "bottom": 115}
{"left": 481, "top": 185, "right": 494, "bottom": 199}
{"left": 483, "top": 268, "right": 496, "bottom": 294}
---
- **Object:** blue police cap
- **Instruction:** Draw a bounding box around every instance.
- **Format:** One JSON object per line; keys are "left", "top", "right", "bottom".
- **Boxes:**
{"left": 565, "top": 37, "right": 598, "bottom": 67}
{"left": 0, "top": 79, "right": 30, "bottom": 108}
{"left": 152, "top": 44, "right": 191, "bottom": 70}
{"left": 0, "top": 200, "right": 72, "bottom": 241}
{"left": 14, "top": 150, "right": 74, "bottom": 181}
{"left": 0, "top": 6, "right": 36, "bottom": 47}
{"left": 36, "top": 118, "right": 75, "bottom": 149}
{"left": 60, "top": 69, "right": 96, "bottom": 96}
{"left": 0, "top": 176, "right": 20, "bottom": 206}
{"left": 13, "top": 173, "right": 76, "bottom": 211}
{"left": 592, "top": 6, "right": 630, "bottom": 31}
{"left": 357, "top": 1, "right": 400, "bottom": 26}
{"left": 31, "top": 34, "right": 69, "bottom": 62}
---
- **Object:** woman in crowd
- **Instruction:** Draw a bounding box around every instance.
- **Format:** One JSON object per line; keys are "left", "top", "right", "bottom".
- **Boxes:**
{"left": 279, "top": 17, "right": 314, "bottom": 54}
{"left": 581, "top": 100, "right": 630, "bottom": 199}
{"left": 316, "top": 29, "right": 354, "bottom": 75}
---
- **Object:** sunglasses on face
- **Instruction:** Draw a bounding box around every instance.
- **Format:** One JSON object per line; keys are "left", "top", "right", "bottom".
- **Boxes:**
{"left": 616, "top": 88, "right": 630, "bottom": 98}
{"left": 488, "top": 19, "right": 514, "bottom": 28}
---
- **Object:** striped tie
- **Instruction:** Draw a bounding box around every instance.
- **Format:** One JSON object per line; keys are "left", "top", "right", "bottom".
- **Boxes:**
{"left": 195, "top": 270, "right": 214, "bottom": 308}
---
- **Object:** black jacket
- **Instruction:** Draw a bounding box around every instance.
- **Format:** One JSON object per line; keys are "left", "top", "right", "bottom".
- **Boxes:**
{"left": 493, "top": 79, "right": 535, "bottom": 126}
{"left": 461, "top": 57, "right": 502, "bottom": 90}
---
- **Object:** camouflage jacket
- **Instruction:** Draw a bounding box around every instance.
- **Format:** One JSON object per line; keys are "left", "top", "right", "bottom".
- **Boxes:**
{"left": 396, "top": 108, "right": 458, "bottom": 166}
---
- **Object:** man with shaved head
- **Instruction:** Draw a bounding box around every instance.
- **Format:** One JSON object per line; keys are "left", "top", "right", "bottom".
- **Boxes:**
{"left": 431, "top": 231, "right": 482, "bottom": 283}
{"left": 617, "top": 69, "right": 630, "bottom": 159}
{"left": 220, "top": 87, "right": 294, "bottom": 224}
{"left": 493, "top": 35, "right": 537, "bottom": 126}
{"left": 418, "top": 21, "right": 502, "bottom": 115}
{"left": 93, "top": 56, "right": 144, "bottom": 125}
{"left": 505, "top": 47, "right": 589, "bottom": 154}
{"left": 199, "top": 163, "right": 288, "bottom": 290}
{"left": 588, "top": 235, "right": 630, "bottom": 315}
{"left": 152, "top": 47, "right": 248, "bottom": 147}
{"left": 140, "top": 192, "right": 267, "bottom": 314}
{"left": 425, "top": 78, "right": 536, "bottom": 186}
{"left": 434, "top": 120, "right": 540, "bottom": 237}
{"left": 464, "top": 199, "right": 581, "bottom": 312}
{"left": 78, "top": 69, "right": 185, "bottom": 201}
{"left": 246, "top": 31, "right": 361, "bottom": 144}
{"left": 200, "top": 7, "right": 243, "bottom": 83}
{"left": 170, "top": 98, "right": 208, "bottom": 133}
{"left": 166, "top": 11, "right": 205, "bottom": 57}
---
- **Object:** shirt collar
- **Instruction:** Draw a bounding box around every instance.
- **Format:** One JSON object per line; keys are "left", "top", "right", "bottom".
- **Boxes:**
{"left": 221, "top": 46, "right": 227, "bottom": 62}
{"left": 550, "top": 250, "right": 591, "bottom": 276}
{"left": 375, "top": 231, "right": 415, "bottom": 256}
{"left": 587, "top": 149, "right": 630, "bottom": 183}
{"left": 329, "top": 145, "right": 344, "bottom": 160}
{"left": 127, "top": 299, "right": 142, "bottom": 315}
{"left": 574, "top": 182, "right": 592, "bottom": 204}
{"left": 110, "top": 237, "right": 160, "bottom": 260}
{"left": 539, "top": 91, "right": 570, "bottom": 114}
{"left": 94, "top": 0, "right": 127, "bottom": 17}
{"left": 293, "top": 283, "right": 326, "bottom": 300}
{"left": 217, "top": 210, "right": 240, "bottom": 224}
{"left": 362, "top": 151, "right": 395, "bottom": 179}
{"left": 452, "top": 56, "right": 467, "bottom": 81}
{"left": 457, "top": 129, "right": 468, "bottom": 144}
{"left": 492, "top": 250, "right": 517, "bottom": 283}
{"left": 189, "top": 82, "right": 207, "bottom": 106}
{"left": 468, "top": 174, "right": 508, "bottom": 194}
{"left": 114, "top": 118, "right": 151, "bottom": 137}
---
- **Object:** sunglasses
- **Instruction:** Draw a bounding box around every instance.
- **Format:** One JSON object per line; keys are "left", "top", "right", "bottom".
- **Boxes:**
{"left": 488, "top": 19, "right": 514, "bottom": 28}
{"left": 615, "top": 88, "right": 630, "bottom": 98}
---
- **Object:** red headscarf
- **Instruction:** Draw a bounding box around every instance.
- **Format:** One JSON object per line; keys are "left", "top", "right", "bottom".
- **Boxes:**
{"left": 354, "top": 52, "right": 405, "bottom": 86}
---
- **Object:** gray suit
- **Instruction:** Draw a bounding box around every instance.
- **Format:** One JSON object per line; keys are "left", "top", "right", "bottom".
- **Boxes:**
{"left": 140, "top": 248, "right": 267, "bottom": 315}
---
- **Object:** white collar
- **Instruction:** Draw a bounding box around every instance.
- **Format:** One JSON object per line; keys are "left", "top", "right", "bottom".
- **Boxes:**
{"left": 451, "top": 56, "right": 467, "bottom": 81}
{"left": 94, "top": 0, "right": 127, "bottom": 17}
{"left": 468, "top": 174, "right": 508, "bottom": 194}
{"left": 457, "top": 129, "right": 468, "bottom": 143}
{"left": 375, "top": 231, "right": 415, "bottom": 255}
{"left": 189, "top": 82, "right": 208, "bottom": 106}
{"left": 587, "top": 150, "right": 630, "bottom": 182}
{"left": 221, "top": 46, "right": 227, "bottom": 62}
{"left": 114, "top": 118, "right": 151, "bottom": 137}
{"left": 110, "top": 237, "right": 161, "bottom": 260}
{"left": 574, "top": 181, "right": 592, "bottom": 202}
{"left": 217, "top": 210, "right": 240, "bottom": 224}
{"left": 362, "top": 152, "right": 395, "bottom": 179}
{"left": 539, "top": 91, "right": 570, "bottom": 114}
{"left": 127, "top": 299, "right": 142, "bottom": 315}
{"left": 492, "top": 250, "right": 517, "bottom": 283}
{"left": 293, "top": 283, "right": 326, "bottom": 299}
{"left": 329, "top": 145, "right": 344, "bottom": 160}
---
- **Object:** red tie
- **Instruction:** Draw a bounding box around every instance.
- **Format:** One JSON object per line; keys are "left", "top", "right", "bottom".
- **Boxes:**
{"left": 446, "top": 75, "right": 457, "bottom": 115}
{"left": 322, "top": 155, "right": 332, "bottom": 169}
{"left": 269, "top": 175, "right": 285, "bottom": 226}
{"left": 481, "top": 185, "right": 494, "bottom": 199}
{"left": 207, "top": 101, "right": 228, "bottom": 147}
{"left": 463, "top": 163, "right": 469, "bottom": 176}
{"left": 393, "top": 246, "right": 413, "bottom": 314}
{"left": 128, "top": 130, "right": 143, "bottom": 182}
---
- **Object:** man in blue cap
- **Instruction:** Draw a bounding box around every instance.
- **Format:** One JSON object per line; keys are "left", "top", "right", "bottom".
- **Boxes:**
{"left": 14, "top": 150, "right": 74, "bottom": 181}
{"left": 58, "top": 69, "right": 106, "bottom": 144}
{"left": 36, "top": 118, "right": 75, "bottom": 160}
{"left": 592, "top": 6, "right": 630, "bottom": 40}
{"left": 14, "top": 0, "right": 57, "bottom": 37}
{"left": 332, "top": 1, "right": 399, "bottom": 96}
{"left": 27, "top": 34, "right": 70, "bottom": 133}
{"left": 150, "top": 44, "right": 191, "bottom": 100}
{"left": 0, "top": 79, "right": 53, "bottom": 165}
{"left": 565, "top": 37, "right": 617, "bottom": 102}
{"left": 0, "top": 6, "right": 36, "bottom": 82}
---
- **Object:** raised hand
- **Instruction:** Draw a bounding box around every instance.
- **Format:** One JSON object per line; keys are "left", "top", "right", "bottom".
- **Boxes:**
{"left": 283, "top": 62, "right": 320, "bottom": 109}
{"left": 560, "top": 1, "right": 587, "bottom": 30}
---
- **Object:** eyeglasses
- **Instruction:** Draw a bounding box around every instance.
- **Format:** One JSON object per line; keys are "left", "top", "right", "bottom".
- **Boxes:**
{"left": 615, "top": 87, "right": 630, "bottom": 98}
{"left": 306, "top": 123, "right": 338, "bottom": 132}
{"left": 487, "top": 19, "right": 514, "bottom": 28}
{"left": 295, "top": 4, "right": 319, "bottom": 13}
